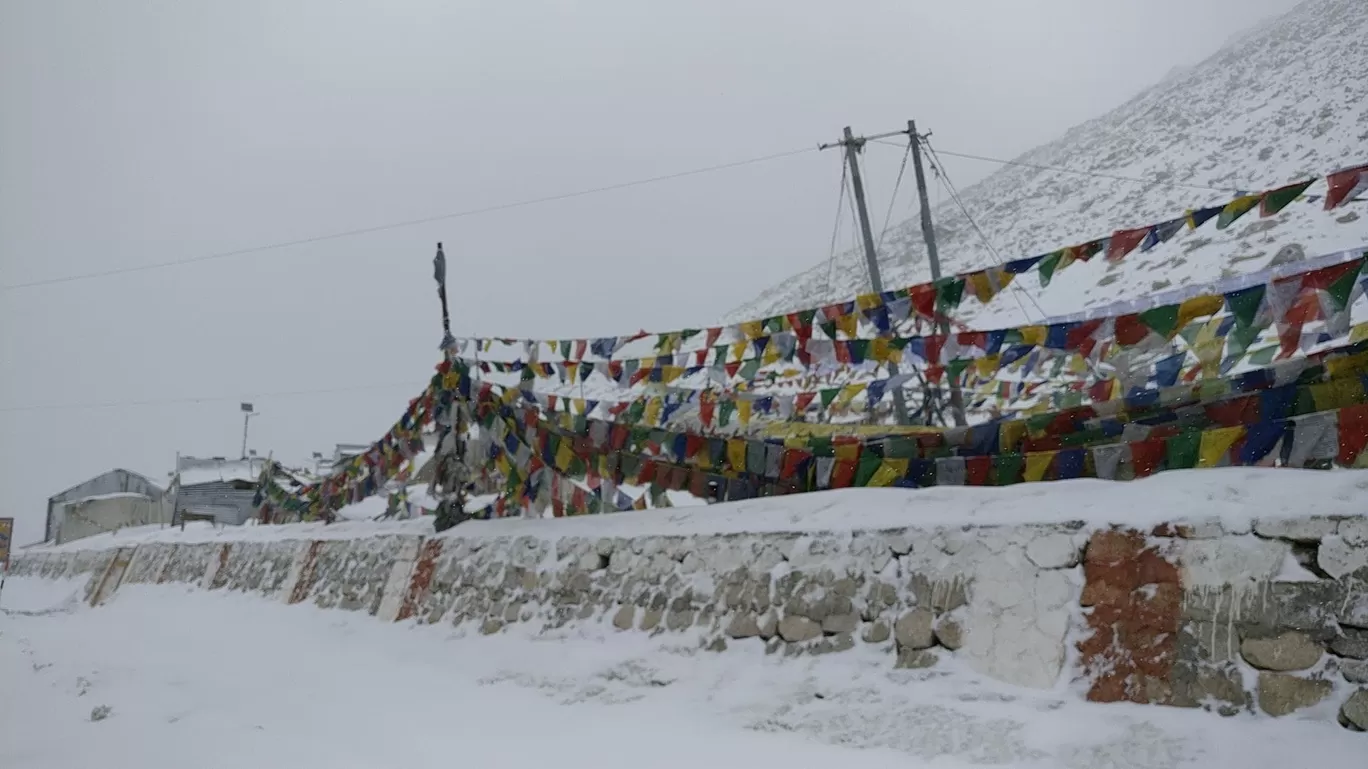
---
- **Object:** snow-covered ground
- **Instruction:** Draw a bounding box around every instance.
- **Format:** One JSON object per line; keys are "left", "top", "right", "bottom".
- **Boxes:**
{"left": 2, "top": 577, "right": 1361, "bottom": 769}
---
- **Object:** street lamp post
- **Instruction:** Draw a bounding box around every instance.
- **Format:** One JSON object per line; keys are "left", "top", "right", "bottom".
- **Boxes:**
{"left": 240, "top": 403, "right": 257, "bottom": 460}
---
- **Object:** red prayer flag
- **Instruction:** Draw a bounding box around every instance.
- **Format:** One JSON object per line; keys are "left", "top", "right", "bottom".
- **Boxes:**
{"left": 1338, "top": 403, "right": 1368, "bottom": 466}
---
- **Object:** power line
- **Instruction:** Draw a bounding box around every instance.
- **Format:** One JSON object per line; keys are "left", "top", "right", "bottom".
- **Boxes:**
{"left": 920, "top": 138, "right": 1048, "bottom": 323}
{"left": 0, "top": 380, "right": 427, "bottom": 414}
{"left": 1, "top": 146, "right": 818, "bottom": 292}
{"left": 870, "top": 139, "right": 1244, "bottom": 195}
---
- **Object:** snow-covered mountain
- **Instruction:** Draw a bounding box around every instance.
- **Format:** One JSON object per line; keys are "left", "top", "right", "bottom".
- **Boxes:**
{"left": 727, "top": 0, "right": 1368, "bottom": 329}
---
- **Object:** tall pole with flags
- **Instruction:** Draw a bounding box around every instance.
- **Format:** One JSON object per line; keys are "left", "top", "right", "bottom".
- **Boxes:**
{"left": 431, "top": 243, "right": 468, "bottom": 532}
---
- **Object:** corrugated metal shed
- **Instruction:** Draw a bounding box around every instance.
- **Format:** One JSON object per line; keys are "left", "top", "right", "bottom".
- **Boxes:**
{"left": 45, "top": 469, "right": 166, "bottom": 543}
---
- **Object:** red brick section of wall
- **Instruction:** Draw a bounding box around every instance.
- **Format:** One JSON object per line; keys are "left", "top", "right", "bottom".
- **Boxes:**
{"left": 287, "top": 541, "right": 326, "bottom": 605}
{"left": 209, "top": 543, "right": 233, "bottom": 590}
{"left": 396, "top": 538, "right": 443, "bottom": 622}
{"left": 1078, "top": 529, "right": 1182, "bottom": 703}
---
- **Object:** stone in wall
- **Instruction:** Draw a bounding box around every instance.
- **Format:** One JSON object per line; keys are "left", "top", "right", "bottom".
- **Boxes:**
{"left": 1240, "top": 631, "right": 1323, "bottom": 671}
{"left": 1257, "top": 672, "right": 1333, "bottom": 717}
{"left": 1342, "top": 689, "right": 1368, "bottom": 731}
{"left": 1078, "top": 529, "right": 1182, "bottom": 704}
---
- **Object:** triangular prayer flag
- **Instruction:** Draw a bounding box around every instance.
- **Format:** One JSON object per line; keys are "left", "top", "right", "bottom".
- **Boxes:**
{"left": 1224, "top": 284, "right": 1266, "bottom": 328}
{"left": 1260, "top": 179, "right": 1314, "bottom": 217}
{"left": 1106, "top": 227, "right": 1149, "bottom": 262}
{"left": 1138, "top": 304, "right": 1181, "bottom": 339}
{"left": 1324, "top": 164, "right": 1368, "bottom": 210}
{"left": 1216, "top": 194, "right": 1261, "bottom": 230}
{"left": 1037, "top": 251, "right": 1062, "bottom": 287}
{"left": 1186, "top": 206, "right": 1222, "bottom": 229}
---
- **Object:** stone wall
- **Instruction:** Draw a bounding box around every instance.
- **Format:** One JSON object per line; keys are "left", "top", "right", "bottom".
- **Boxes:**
{"left": 10, "top": 514, "right": 1368, "bottom": 730}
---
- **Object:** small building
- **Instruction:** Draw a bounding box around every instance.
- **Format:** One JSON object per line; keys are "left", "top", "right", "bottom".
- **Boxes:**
{"left": 171, "top": 456, "right": 306, "bottom": 526}
{"left": 45, "top": 469, "right": 171, "bottom": 544}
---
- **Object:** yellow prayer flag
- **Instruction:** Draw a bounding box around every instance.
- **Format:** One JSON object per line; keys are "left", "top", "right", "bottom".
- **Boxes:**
{"left": 727, "top": 438, "right": 748, "bottom": 471}
{"left": 643, "top": 397, "right": 662, "bottom": 425}
{"left": 867, "top": 458, "right": 908, "bottom": 487}
{"left": 1310, "top": 376, "right": 1366, "bottom": 411}
{"left": 1024, "top": 451, "right": 1056, "bottom": 482}
{"left": 870, "top": 338, "right": 891, "bottom": 363}
{"left": 555, "top": 441, "right": 575, "bottom": 472}
{"left": 1177, "top": 295, "right": 1225, "bottom": 329}
{"left": 1327, "top": 350, "right": 1368, "bottom": 378}
{"left": 975, "top": 355, "right": 1001, "bottom": 377}
{"left": 999, "top": 420, "right": 1027, "bottom": 452}
{"left": 967, "top": 271, "right": 994, "bottom": 303}
{"left": 837, "top": 383, "right": 866, "bottom": 407}
{"left": 1197, "top": 425, "right": 1244, "bottom": 468}
{"left": 1193, "top": 337, "right": 1225, "bottom": 378}
{"left": 1019, "top": 326, "right": 1047, "bottom": 347}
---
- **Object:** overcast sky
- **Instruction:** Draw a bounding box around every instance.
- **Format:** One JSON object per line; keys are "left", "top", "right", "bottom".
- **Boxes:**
{"left": 1, "top": 0, "right": 1305, "bottom": 544}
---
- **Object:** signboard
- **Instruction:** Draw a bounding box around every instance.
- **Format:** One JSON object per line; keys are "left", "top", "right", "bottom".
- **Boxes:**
{"left": 0, "top": 517, "right": 13, "bottom": 569}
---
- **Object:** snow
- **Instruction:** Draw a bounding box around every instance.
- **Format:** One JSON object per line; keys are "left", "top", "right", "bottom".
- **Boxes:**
{"left": 24, "top": 468, "right": 1368, "bottom": 554}
{"left": 3, "top": 580, "right": 1363, "bottom": 768}
{"left": 730, "top": 0, "right": 1368, "bottom": 328}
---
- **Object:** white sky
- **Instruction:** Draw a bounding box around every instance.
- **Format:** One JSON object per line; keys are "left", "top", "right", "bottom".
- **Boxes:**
{"left": 0, "top": 0, "right": 1305, "bottom": 544}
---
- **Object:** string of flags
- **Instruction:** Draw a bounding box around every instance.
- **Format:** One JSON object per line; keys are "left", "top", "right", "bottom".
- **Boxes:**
{"left": 453, "top": 163, "right": 1368, "bottom": 364}
{"left": 261, "top": 329, "right": 1368, "bottom": 521}
{"left": 465, "top": 253, "right": 1368, "bottom": 428}
{"left": 456, "top": 342, "right": 1368, "bottom": 516}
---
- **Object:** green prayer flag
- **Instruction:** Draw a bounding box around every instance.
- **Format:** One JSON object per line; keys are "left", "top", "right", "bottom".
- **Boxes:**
{"left": 1139, "top": 304, "right": 1181, "bottom": 338}
{"left": 1226, "top": 323, "right": 1264, "bottom": 359}
{"left": 1325, "top": 257, "right": 1365, "bottom": 312}
{"left": 1165, "top": 430, "right": 1201, "bottom": 470}
{"left": 1178, "top": 321, "right": 1205, "bottom": 346}
{"left": 847, "top": 339, "right": 870, "bottom": 362}
{"left": 1261, "top": 180, "right": 1314, "bottom": 217}
{"left": 746, "top": 441, "right": 767, "bottom": 473}
{"left": 935, "top": 278, "right": 965, "bottom": 311}
{"left": 991, "top": 453, "right": 1024, "bottom": 486}
{"left": 855, "top": 450, "right": 882, "bottom": 487}
{"left": 1223, "top": 284, "right": 1266, "bottom": 328}
{"left": 1037, "top": 252, "right": 1063, "bottom": 287}
{"left": 884, "top": 437, "right": 918, "bottom": 459}
{"left": 945, "top": 358, "right": 971, "bottom": 384}
{"left": 627, "top": 399, "right": 646, "bottom": 424}
{"left": 718, "top": 400, "right": 735, "bottom": 427}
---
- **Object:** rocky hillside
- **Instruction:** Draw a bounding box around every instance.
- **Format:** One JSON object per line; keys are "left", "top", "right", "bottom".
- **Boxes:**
{"left": 727, "top": 0, "right": 1368, "bottom": 329}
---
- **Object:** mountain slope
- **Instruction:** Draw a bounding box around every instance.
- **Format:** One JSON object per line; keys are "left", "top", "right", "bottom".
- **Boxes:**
{"left": 727, "top": 0, "right": 1368, "bottom": 328}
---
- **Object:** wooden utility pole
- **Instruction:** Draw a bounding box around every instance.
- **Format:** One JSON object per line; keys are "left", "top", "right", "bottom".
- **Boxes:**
{"left": 908, "top": 121, "right": 968, "bottom": 427}
{"left": 822, "top": 126, "right": 912, "bottom": 426}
